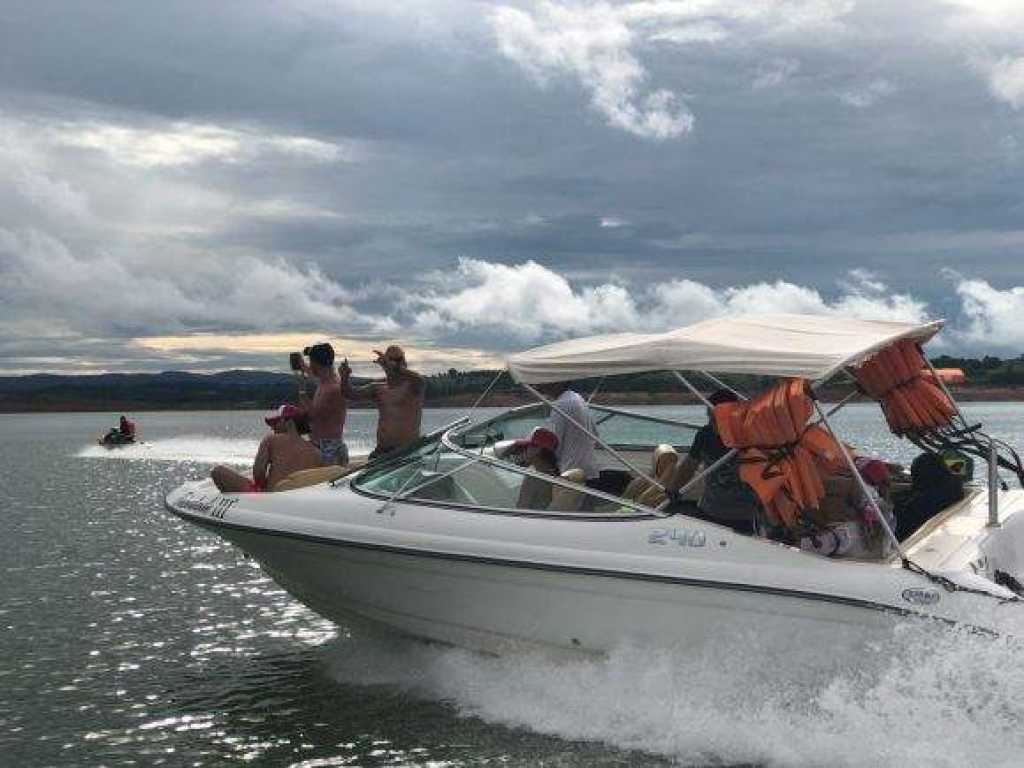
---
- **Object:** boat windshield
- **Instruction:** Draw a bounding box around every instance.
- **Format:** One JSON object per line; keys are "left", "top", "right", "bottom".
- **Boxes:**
{"left": 351, "top": 429, "right": 655, "bottom": 516}
{"left": 350, "top": 403, "right": 704, "bottom": 516}
{"left": 453, "top": 402, "right": 701, "bottom": 452}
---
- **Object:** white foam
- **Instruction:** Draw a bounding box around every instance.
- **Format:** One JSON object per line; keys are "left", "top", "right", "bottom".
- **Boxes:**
{"left": 324, "top": 622, "right": 1024, "bottom": 767}
{"left": 78, "top": 436, "right": 260, "bottom": 465}
{"left": 77, "top": 435, "right": 376, "bottom": 465}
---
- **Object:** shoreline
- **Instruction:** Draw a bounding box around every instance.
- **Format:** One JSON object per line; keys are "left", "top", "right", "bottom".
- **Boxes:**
{"left": 3, "top": 387, "right": 1024, "bottom": 413}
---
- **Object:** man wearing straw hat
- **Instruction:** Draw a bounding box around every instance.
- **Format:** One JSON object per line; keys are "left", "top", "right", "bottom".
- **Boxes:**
{"left": 340, "top": 345, "right": 425, "bottom": 460}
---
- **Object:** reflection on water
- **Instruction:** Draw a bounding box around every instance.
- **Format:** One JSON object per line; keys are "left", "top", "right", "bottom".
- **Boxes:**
{"left": 3, "top": 405, "right": 1024, "bottom": 766}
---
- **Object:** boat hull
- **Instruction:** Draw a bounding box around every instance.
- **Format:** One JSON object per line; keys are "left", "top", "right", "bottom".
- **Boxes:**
{"left": 166, "top": 478, "right": 1024, "bottom": 660}
{"left": 200, "top": 516, "right": 906, "bottom": 661}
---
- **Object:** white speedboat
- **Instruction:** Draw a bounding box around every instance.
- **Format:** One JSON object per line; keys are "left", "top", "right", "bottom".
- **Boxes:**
{"left": 166, "top": 314, "right": 1024, "bottom": 657}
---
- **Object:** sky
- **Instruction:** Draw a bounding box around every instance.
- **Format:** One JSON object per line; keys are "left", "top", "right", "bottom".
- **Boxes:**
{"left": 2, "top": 0, "right": 1024, "bottom": 375}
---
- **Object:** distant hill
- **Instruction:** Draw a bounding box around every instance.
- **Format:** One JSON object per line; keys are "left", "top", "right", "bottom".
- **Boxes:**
{"left": 1, "top": 357, "right": 1023, "bottom": 412}
{"left": 0, "top": 370, "right": 303, "bottom": 412}
{"left": 0, "top": 369, "right": 520, "bottom": 412}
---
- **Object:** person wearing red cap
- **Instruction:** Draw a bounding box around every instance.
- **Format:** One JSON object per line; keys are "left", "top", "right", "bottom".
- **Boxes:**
{"left": 800, "top": 455, "right": 896, "bottom": 558}
{"left": 211, "top": 405, "right": 323, "bottom": 493}
{"left": 509, "top": 427, "right": 560, "bottom": 509}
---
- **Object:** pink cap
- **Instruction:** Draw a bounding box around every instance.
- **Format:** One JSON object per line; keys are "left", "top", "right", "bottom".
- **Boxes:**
{"left": 265, "top": 404, "right": 302, "bottom": 427}
{"left": 510, "top": 427, "right": 559, "bottom": 454}
{"left": 855, "top": 456, "right": 890, "bottom": 487}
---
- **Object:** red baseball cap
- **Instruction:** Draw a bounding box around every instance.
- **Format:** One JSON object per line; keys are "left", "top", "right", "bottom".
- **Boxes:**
{"left": 265, "top": 404, "right": 302, "bottom": 427}
{"left": 510, "top": 427, "right": 559, "bottom": 454}
{"left": 855, "top": 456, "right": 890, "bottom": 487}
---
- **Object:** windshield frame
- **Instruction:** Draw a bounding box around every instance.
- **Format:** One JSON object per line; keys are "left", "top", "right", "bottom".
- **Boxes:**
{"left": 348, "top": 408, "right": 665, "bottom": 520}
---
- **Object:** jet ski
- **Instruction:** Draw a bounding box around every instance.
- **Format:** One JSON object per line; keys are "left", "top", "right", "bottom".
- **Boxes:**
{"left": 98, "top": 428, "right": 135, "bottom": 448}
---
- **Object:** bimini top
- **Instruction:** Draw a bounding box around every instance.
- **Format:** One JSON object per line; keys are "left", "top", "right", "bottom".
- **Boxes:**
{"left": 506, "top": 313, "right": 944, "bottom": 385}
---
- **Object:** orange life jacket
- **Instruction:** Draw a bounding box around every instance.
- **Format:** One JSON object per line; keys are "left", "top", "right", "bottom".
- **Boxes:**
{"left": 852, "top": 340, "right": 956, "bottom": 435}
{"left": 714, "top": 379, "right": 844, "bottom": 529}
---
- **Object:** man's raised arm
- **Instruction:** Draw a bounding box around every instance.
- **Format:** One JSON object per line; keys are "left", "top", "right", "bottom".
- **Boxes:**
{"left": 338, "top": 358, "right": 378, "bottom": 401}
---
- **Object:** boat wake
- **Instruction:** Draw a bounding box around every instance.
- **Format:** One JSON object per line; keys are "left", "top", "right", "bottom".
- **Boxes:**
{"left": 324, "top": 622, "right": 1024, "bottom": 767}
{"left": 78, "top": 435, "right": 376, "bottom": 465}
{"left": 77, "top": 436, "right": 260, "bottom": 465}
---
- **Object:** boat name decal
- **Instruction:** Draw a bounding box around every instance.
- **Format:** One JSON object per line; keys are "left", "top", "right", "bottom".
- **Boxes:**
{"left": 648, "top": 528, "right": 706, "bottom": 548}
{"left": 178, "top": 491, "right": 237, "bottom": 520}
{"left": 901, "top": 588, "right": 940, "bottom": 606}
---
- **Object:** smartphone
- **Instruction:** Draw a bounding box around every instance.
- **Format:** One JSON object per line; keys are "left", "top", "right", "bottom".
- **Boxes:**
{"left": 289, "top": 352, "right": 303, "bottom": 372}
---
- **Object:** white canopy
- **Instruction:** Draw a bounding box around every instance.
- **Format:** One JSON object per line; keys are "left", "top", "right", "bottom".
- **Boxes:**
{"left": 506, "top": 313, "right": 944, "bottom": 385}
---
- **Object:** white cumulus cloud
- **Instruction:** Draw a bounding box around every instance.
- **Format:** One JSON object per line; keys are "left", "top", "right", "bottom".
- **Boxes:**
{"left": 490, "top": 0, "right": 851, "bottom": 139}
{"left": 0, "top": 227, "right": 396, "bottom": 337}
{"left": 985, "top": 56, "right": 1024, "bottom": 109}
{"left": 955, "top": 278, "right": 1024, "bottom": 350}
{"left": 407, "top": 258, "right": 931, "bottom": 341}
{"left": 490, "top": 1, "right": 695, "bottom": 140}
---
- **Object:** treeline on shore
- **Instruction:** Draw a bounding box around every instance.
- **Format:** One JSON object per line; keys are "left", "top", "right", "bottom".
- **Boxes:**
{"left": 1, "top": 356, "right": 1023, "bottom": 412}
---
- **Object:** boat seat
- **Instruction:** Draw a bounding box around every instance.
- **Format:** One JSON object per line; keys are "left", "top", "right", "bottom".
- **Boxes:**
{"left": 273, "top": 461, "right": 367, "bottom": 492}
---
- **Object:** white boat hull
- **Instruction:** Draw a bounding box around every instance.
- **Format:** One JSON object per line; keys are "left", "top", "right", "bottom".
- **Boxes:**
{"left": 162, "top": 475, "right": 1024, "bottom": 664}
{"left": 212, "top": 522, "right": 911, "bottom": 657}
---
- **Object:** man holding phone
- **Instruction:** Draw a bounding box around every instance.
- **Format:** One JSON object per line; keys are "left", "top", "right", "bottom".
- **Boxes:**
{"left": 295, "top": 342, "right": 349, "bottom": 465}
{"left": 340, "top": 345, "right": 424, "bottom": 460}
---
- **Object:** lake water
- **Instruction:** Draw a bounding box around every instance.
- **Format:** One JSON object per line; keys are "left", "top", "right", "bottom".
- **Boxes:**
{"left": 4, "top": 404, "right": 1024, "bottom": 767}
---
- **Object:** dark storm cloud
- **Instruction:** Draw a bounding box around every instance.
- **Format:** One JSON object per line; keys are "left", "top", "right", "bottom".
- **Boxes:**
{"left": 3, "top": 0, "right": 1024, "bottom": 373}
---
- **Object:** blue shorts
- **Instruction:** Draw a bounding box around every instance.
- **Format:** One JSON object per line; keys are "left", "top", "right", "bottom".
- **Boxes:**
{"left": 314, "top": 438, "right": 349, "bottom": 466}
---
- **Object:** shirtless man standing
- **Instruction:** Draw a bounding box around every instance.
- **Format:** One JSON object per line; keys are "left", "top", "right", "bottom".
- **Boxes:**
{"left": 297, "top": 342, "right": 349, "bottom": 465}
{"left": 340, "top": 345, "right": 425, "bottom": 460}
{"left": 211, "top": 405, "right": 322, "bottom": 492}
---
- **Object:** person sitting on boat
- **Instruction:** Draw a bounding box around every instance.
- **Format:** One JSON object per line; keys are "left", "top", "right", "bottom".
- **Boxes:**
{"left": 340, "top": 345, "right": 425, "bottom": 461}
{"left": 537, "top": 382, "right": 600, "bottom": 486}
{"left": 296, "top": 342, "right": 349, "bottom": 466}
{"left": 895, "top": 451, "right": 965, "bottom": 541}
{"left": 508, "top": 427, "right": 561, "bottom": 509}
{"left": 622, "top": 444, "right": 678, "bottom": 508}
{"left": 211, "top": 405, "right": 322, "bottom": 493}
{"left": 801, "top": 457, "right": 895, "bottom": 558}
{"left": 119, "top": 415, "right": 136, "bottom": 439}
{"left": 666, "top": 389, "right": 761, "bottom": 534}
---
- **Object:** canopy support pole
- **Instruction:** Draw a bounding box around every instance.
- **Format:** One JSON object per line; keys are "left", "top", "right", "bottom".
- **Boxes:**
{"left": 587, "top": 377, "right": 605, "bottom": 404}
{"left": 699, "top": 371, "right": 748, "bottom": 401}
{"left": 822, "top": 388, "right": 861, "bottom": 417}
{"left": 589, "top": 403, "right": 703, "bottom": 432}
{"left": 520, "top": 382, "right": 664, "bottom": 491}
{"left": 812, "top": 401, "right": 905, "bottom": 558}
{"left": 655, "top": 447, "right": 739, "bottom": 513}
{"left": 806, "top": 388, "right": 862, "bottom": 427}
{"left": 467, "top": 370, "right": 504, "bottom": 413}
{"left": 672, "top": 371, "right": 714, "bottom": 408}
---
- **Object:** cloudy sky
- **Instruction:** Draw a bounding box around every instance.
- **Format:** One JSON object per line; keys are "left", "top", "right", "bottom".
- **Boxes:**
{"left": 2, "top": 0, "right": 1024, "bottom": 375}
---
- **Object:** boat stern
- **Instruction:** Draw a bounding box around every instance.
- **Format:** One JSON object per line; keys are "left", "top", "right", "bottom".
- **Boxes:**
{"left": 904, "top": 488, "right": 1024, "bottom": 595}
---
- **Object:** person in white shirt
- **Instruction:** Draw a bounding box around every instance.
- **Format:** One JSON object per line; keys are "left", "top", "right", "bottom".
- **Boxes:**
{"left": 538, "top": 382, "right": 599, "bottom": 481}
